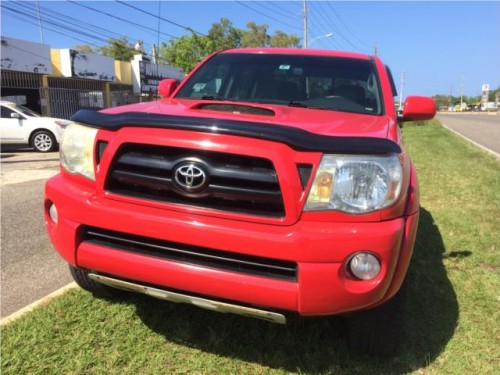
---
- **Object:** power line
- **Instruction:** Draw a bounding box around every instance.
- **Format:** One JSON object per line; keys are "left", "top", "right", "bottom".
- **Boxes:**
{"left": 235, "top": 1, "right": 301, "bottom": 31}
{"left": 14, "top": 1, "right": 123, "bottom": 43}
{"left": 307, "top": 5, "right": 339, "bottom": 50}
{"left": 2, "top": 3, "right": 110, "bottom": 45}
{"left": 3, "top": 12, "right": 103, "bottom": 50}
{"left": 68, "top": 1, "right": 178, "bottom": 41}
{"left": 325, "top": 2, "right": 371, "bottom": 49}
{"left": 2, "top": 3, "right": 163, "bottom": 63}
{"left": 8, "top": 1, "right": 172, "bottom": 60}
{"left": 313, "top": 2, "right": 365, "bottom": 53}
{"left": 251, "top": 2, "right": 300, "bottom": 24}
{"left": 115, "top": 1, "right": 206, "bottom": 36}
{"left": 265, "top": 1, "right": 301, "bottom": 19}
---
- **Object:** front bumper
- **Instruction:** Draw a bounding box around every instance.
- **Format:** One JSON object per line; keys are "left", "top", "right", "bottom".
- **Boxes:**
{"left": 45, "top": 173, "right": 418, "bottom": 316}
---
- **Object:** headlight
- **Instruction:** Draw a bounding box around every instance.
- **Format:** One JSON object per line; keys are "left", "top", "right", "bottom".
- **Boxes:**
{"left": 305, "top": 154, "right": 402, "bottom": 214}
{"left": 60, "top": 123, "right": 98, "bottom": 180}
{"left": 54, "top": 120, "right": 71, "bottom": 129}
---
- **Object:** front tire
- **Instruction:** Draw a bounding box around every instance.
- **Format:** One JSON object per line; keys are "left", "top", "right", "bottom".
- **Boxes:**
{"left": 346, "top": 281, "right": 408, "bottom": 357}
{"left": 69, "top": 265, "right": 126, "bottom": 299}
{"left": 31, "top": 130, "right": 57, "bottom": 152}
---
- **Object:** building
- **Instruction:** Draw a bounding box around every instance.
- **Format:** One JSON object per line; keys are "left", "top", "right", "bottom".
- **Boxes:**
{"left": 1, "top": 36, "right": 183, "bottom": 119}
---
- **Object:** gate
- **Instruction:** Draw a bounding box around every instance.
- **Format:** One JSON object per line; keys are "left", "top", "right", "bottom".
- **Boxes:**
{"left": 40, "top": 87, "right": 104, "bottom": 119}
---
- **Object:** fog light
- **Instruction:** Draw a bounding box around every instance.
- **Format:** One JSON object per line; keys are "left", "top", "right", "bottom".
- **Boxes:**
{"left": 349, "top": 252, "right": 381, "bottom": 280}
{"left": 49, "top": 203, "right": 58, "bottom": 224}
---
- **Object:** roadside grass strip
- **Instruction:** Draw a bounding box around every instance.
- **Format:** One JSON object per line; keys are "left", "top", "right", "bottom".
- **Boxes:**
{"left": 2, "top": 120, "right": 499, "bottom": 374}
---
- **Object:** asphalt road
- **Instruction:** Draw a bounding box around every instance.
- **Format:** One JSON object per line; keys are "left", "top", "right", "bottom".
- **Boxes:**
{"left": 437, "top": 113, "right": 500, "bottom": 157}
{"left": 1, "top": 146, "right": 72, "bottom": 318}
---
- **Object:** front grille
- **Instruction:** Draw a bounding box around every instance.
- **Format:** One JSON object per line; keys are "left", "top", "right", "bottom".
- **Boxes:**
{"left": 297, "top": 164, "right": 313, "bottom": 190}
{"left": 82, "top": 226, "right": 298, "bottom": 282}
{"left": 105, "top": 144, "right": 285, "bottom": 217}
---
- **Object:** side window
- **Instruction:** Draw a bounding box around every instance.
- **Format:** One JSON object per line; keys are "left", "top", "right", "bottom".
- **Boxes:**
{"left": 1, "top": 106, "right": 15, "bottom": 119}
{"left": 385, "top": 66, "right": 398, "bottom": 97}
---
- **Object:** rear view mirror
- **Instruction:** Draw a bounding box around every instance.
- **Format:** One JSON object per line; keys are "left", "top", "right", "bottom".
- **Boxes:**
{"left": 400, "top": 96, "right": 436, "bottom": 122}
{"left": 158, "top": 79, "right": 179, "bottom": 98}
{"left": 10, "top": 112, "right": 21, "bottom": 119}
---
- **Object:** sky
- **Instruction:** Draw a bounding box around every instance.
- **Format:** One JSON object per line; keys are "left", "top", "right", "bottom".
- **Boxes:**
{"left": 1, "top": 1, "right": 499, "bottom": 98}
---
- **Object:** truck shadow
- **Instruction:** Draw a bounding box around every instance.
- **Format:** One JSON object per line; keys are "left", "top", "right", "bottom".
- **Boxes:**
{"left": 132, "top": 208, "right": 458, "bottom": 374}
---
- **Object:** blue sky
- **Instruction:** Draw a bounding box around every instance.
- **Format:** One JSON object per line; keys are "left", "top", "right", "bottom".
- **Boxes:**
{"left": 1, "top": 1, "right": 499, "bottom": 98}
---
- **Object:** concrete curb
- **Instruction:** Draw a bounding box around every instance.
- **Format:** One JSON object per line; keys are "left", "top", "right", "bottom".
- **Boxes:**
{"left": 441, "top": 124, "right": 500, "bottom": 160}
{"left": 0, "top": 282, "right": 78, "bottom": 326}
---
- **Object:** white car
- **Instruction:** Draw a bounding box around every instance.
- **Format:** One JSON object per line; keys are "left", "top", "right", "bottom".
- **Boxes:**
{"left": 0, "top": 101, "right": 71, "bottom": 152}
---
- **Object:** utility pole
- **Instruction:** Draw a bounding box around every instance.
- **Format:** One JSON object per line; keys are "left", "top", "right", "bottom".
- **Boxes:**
{"left": 151, "top": 44, "right": 157, "bottom": 64}
{"left": 399, "top": 71, "right": 405, "bottom": 110}
{"left": 374, "top": 43, "right": 378, "bottom": 56}
{"left": 460, "top": 75, "right": 464, "bottom": 110}
{"left": 303, "top": 0, "right": 308, "bottom": 48}
{"left": 36, "top": 1, "right": 44, "bottom": 44}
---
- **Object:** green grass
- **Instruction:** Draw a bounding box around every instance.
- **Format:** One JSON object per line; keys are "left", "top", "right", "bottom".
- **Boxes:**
{"left": 2, "top": 120, "right": 500, "bottom": 374}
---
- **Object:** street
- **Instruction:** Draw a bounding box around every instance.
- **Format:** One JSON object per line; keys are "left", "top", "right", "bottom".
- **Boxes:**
{"left": 437, "top": 113, "right": 500, "bottom": 157}
{"left": 1, "top": 146, "right": 72, "bottom": 318}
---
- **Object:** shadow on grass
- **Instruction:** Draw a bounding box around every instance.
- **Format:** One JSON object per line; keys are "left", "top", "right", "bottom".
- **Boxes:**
{"left": 130, "top": 208, "right": 457, "bottom": 374}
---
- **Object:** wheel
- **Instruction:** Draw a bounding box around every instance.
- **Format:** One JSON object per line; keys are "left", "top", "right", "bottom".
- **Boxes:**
{"left": 31, "top": 130, "right": 57, "bottom": 152}
{"left": 345, "top": 281, "right": 408, "bottom": 357}
{"left": 69, "top": 265, "right": 126, "bottom": 299}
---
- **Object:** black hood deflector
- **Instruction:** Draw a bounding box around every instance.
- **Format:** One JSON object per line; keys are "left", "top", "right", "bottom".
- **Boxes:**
{"left": 71, "top": 109, "right": 401, "bottom": 154}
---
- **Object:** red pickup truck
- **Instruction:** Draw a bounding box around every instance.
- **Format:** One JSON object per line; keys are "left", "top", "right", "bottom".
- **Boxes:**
{"left": 45, "top": 48, "right": 435, "bottom": 356}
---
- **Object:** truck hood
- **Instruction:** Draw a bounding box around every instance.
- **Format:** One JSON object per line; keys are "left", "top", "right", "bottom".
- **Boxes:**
{"left": 102, "top": 99, "right": 392, "bottom": 140}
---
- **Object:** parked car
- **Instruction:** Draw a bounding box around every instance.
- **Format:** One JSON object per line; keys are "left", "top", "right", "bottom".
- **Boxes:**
{"left": 0, "top": 100, "right": 70, "bottom": 152}
{"left": 45, "top": 48, "right": 435, "bottom": 356}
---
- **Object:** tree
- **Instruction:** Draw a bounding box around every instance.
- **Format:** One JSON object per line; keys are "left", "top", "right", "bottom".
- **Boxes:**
{"left": 270, "top": 30, "right": 301, "bottom": 48}
{"left": 159, "top": 19, "right": 301, "bottom": 73}
{"left": 489, "top": 86, "right": 499, "bottom": 102}
{"left": 239, "top": 22, "right": 301, "bottom": 48}
{"left": 72, "top": 45, "right": 95, "bottom": 53}
{"left": 99, "top": 36, "right": 136, "bottom": 61}
{"left": 207, "top": 18, "right": 241, "bottom": 50}
{"left": 161, "top": 33, "right": 212, "bottom": 73}
{"left": 240, "top": 22, "right": 270, "bottom": 47}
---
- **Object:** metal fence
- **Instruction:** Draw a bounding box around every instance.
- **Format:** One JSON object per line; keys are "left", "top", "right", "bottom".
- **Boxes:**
{"left": 40, "top": 87, "right": 104, "bottom": 119}
{"left": 0, "top": 70, "right": 42, "bottom": 89}
{"left": 39, "top": 86, "right": 139, "bottom": 119}
{"left": 2, "top": 71, "right": 141, "bottom": 118}
{"left": 109, "top": 86, "right": 140, "bottom": 107}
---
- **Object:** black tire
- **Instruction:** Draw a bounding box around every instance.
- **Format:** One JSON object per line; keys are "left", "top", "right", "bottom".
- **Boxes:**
{"left": 345, "top": 281, "right": 408, "bottom": 357}
{"left": 69, "top": 265, "right": 126, "bottom": 299}
{"left": 31, "top": 130, "right": 57, "bottom": 152}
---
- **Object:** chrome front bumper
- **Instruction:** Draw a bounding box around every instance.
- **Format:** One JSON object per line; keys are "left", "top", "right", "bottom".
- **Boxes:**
{"left": 88, "top": 273, "right": 287, "bottom": 324}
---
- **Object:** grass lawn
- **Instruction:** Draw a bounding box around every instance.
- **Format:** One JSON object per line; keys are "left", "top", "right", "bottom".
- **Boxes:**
{"left": 2, "top": 120, "right": 499, "bottom": 374}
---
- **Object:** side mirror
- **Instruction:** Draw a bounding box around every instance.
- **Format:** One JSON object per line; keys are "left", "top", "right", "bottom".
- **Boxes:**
{"left": 158, "top": 79, "right": 179, "bottom": 98}
{"left": 10, "top": 112, "right": 22, "bottom": 119}
{"left": 400, "top": 96, "right": 436, "bottom": 122}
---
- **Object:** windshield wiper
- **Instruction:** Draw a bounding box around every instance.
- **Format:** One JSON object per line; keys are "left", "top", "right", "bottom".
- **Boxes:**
{"left": 288, "top": 101, "right": 329, "bottom": 110}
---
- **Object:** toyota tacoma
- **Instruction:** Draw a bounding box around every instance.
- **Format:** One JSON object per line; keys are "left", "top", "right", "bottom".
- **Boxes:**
{"left": 45, "top": 48, "right": 435, "bottom": 356}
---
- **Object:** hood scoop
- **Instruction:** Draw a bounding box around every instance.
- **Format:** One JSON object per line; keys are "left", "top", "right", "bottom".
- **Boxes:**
{"left": 197, "top": 103, "right": 275, "bottom": 117}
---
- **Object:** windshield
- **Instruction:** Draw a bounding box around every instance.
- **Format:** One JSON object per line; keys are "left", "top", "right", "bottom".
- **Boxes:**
{"left": 176, "top": 53, "right": 382, "bottom": 115}
{"left": 16, "top": 105, "right": 41, "bottom": 117}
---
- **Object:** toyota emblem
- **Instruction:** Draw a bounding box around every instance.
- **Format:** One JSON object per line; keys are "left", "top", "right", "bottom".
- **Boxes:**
{"left": 174, "top": 163, "right": 208, "bottom": 191}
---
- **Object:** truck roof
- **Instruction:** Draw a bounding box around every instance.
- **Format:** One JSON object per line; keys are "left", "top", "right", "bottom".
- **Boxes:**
{"left": 220, "top": 48, "right": 372, "bottom": 61}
